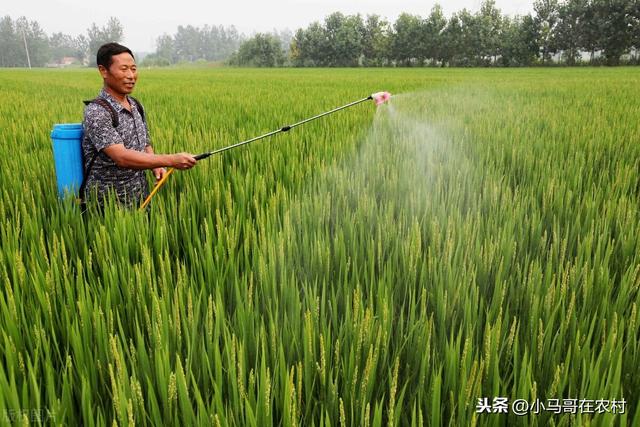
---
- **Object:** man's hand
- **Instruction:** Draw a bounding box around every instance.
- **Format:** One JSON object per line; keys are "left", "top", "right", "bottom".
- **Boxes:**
{"left": 170, "top": 153, "right": 197, "bottom": 170}
{"left": 152, "top": 167, "right": 167, "bottom": 181}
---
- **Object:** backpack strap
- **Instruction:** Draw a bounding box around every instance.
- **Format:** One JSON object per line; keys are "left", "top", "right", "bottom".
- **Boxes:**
{"left": 129, "top": 96, "right": 146, "bottom": 122}
{"left": 83, "top": 96, "right": 146, "bottom": 124}
{"left": 83, "top": 98, "right": 119, "bottom": 127}
{"left": 79, "top": 97, "right": 118, "bottom": 208}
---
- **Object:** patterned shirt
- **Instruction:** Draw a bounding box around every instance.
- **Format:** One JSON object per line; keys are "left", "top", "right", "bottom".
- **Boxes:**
{"left": 82, "top": 89, "right": 151, "bottom": 208}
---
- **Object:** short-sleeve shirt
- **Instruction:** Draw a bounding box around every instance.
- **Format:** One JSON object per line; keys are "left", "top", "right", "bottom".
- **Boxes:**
{"left": 82, "top": 89, "right": 151, "bottom": 208}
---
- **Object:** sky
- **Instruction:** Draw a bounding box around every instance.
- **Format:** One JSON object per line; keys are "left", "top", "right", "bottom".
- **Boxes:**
{"left": 4, "top": 0, "right": 534, "bottom": 52}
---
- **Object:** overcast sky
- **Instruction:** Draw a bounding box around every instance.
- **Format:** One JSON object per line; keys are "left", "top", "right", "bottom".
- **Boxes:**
{"left": 5, "top": 0, "right": 534, "bottom": 52}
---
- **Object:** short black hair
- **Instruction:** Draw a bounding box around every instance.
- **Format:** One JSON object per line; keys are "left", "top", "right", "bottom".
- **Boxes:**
{"left": 96, "top": 42, "right": 134, "bottom": 69}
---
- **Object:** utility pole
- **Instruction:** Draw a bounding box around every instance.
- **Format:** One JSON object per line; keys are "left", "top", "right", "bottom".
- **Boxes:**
{"left": 22, "top": 27, "right": 32, "bottom": 69}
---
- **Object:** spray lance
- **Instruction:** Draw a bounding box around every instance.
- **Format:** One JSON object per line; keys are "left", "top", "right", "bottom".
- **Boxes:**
{"left": 139, "top": 91, "right": 392, "bottom": 210}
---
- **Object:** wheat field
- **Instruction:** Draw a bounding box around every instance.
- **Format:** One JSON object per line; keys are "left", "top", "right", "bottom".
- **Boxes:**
{"left": 0, "top": 67, "right": 639, "bottom": 426}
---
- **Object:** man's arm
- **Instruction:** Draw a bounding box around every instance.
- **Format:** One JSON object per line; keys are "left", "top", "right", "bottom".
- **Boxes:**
{"left": 103, "top": 144, "right": 196, "bottom": 170}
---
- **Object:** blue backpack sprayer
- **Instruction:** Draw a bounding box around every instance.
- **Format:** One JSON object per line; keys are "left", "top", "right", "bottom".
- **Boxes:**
{"left": 50, "top": 98, "right": 145, "bottom": 201}
{"left": 51, "top": 123, "right": 85, "bottom": 199}
{"left": 51, "top": 92, "right": 391, "bottom": 208}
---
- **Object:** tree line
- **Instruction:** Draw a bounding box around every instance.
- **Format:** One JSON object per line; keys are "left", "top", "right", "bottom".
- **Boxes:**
{"left": 232, "top": 0, "right": 640, "bottom": 67}
{"left": 143, "top": 25, "right": 244, "bottom": 66}
{"left": 1, "top": 0, "right": 638, "bottom": 68}
{"left": 0, "top": 16, "right": 128, "bottom": 67}
{"left": 0, "top": 15, "right": 244, "bottom": 67}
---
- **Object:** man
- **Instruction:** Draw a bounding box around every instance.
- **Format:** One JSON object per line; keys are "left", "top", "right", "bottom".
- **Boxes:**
{"left": 82, "top": 42, "right": 196, "bottom": 209}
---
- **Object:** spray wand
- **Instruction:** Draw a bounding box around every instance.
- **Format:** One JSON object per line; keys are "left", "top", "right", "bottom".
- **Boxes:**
{"left": 140, "top": 91, "right": 391, "bottom": 210}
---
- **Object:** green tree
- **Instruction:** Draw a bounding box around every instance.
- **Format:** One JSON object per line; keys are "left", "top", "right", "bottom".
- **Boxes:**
{"left": 289, "top": 28, "right": 307, "bottom": 66}
{"left": 72, "top": 35, "right": 88, "bottom": 64}
{"left": 442, "top": 13, "right": 464, "bottom": 66}
{"left": 534, "top": 0, "right": 560, "bottom": 64}
{"left": 273, "top": 29, "right": 293, "bottom": 55}
{"left": 323, "top": 12, "right": 346, "bottom": 66}
{"left": 556, "top": 0, "right": 586, "bottom": 65}
{"left": 321, "top": 12, "right": 365, "bottom": 66}
{"left": 15, "top": 17, "right": 49, "bottom": 67}
{"left": 458, "top": 9, "right": 481, "bottom": 65}
{"left": 87, "top": 17, "right": 124, "bottom": 66}
{"left": 631, "top": 0, "right": 640, "bottom": 62}
{"left": 0, "top": 16, "right": 20, "bottom": 67}
{"left": 155, "top": 24, "right": 242, "bottom": 64}
{"left": 579, "top": 0, "right": 599, "bottom": 61}
{"left": 49, "top": 32, "right": 76, "bottom": 61}
{"left": 220, "top": 26, "right": 243, "bottom": 60}
{"left": 362, "top": 15, "right": 390, "bottom": 66}
{"left": 391, "top": 13, "right": 423, "bottom": 66}
{"left": 334, "top": 14, "right": 365, "bottom": 66}
{"left": 500, "top": 14, "right": 540, "bottom": 66}
{"left": 591, "top": 0, "right": 633, "bottom": 65}
{"left": 477, "top": 0, "right": 503, "bottom": 64}
{"left": 290, "top": 22, "right": 329, "bottom": 66}
{"left": 155, "top": 33, "right": 176, "bottom": 64}
{"left": 49, "top": 31, "right": 86, "bottom": 64}
{"left": 201, "top": 25, "right": 243, "bottom": 61}
{"left": 519, "top": 14, "right": 541, "bottom": 65}
{"left": 423, "top": 4, "right": 448, "bottom": 65}
{"left": 230, "top": 33, "right": 285, "bottom": 67}
{"left": 173, "top": 25, "right": 201, "bottom": 62}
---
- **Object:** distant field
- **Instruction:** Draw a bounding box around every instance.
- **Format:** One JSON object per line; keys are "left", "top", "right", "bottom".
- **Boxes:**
{"left": 0, "top": 67, "right": 639, "bottom": 426}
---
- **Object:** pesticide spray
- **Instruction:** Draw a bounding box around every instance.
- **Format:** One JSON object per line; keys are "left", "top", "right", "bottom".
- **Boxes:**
{"left": 249, "top": 90, "right": 472, "bottom": 283}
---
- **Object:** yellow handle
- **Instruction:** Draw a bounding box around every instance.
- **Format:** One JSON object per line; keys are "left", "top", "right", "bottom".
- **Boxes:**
{"left": 139, "top": 168, "right": 175, "bottom": 210}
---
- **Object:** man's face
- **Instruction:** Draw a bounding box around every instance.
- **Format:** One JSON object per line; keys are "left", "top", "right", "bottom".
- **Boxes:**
{"left": 99, "top": 52, "right": 137, "bottom": 96}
